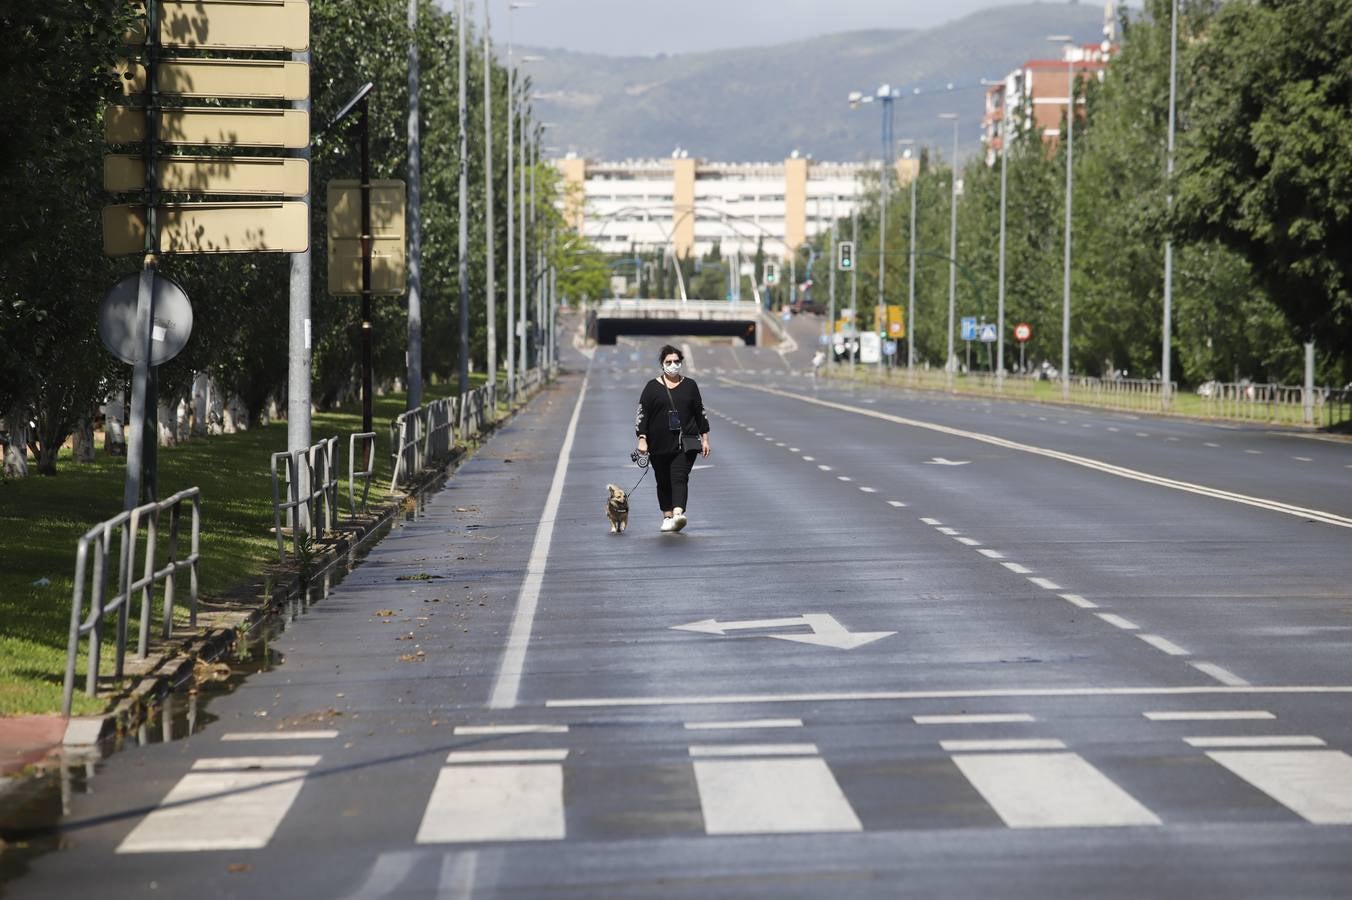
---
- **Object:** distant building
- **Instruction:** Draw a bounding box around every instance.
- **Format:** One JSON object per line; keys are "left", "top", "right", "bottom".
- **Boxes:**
{"left": 982, "top": 42, "right": 1112, "bottom": 165}
{"left": 555, "top": 153, "right": 919, "bottom": 259}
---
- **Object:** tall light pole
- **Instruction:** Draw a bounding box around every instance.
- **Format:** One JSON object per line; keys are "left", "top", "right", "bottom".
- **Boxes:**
{"left": 1162, "top": 0, "right": 1178, "bottom": 408}
{"left": 505, "top": 3, "right": 533, "bottom": 402}
{"left": 939, "top": 112, "right": 959, "bottom": 388}
{"left": 995, "top": 83, "right": 1010, "bottom": 388}
{"left": 482, "top": 0, "right": 496, "bottom": 407}
{"left": 848, "top": 84, "right": 899, "bottom": 352}
{"left": 899, "top": 139, "right": 917, "bottom": 378}
{"left": 406, "top": 0, "right": 423, "bottom": 408}
{"left": 1050, "top": 34, "right": 1075, "bottom": 400}
{"left": 828, "top": 195, "right": 837, "bottom": 370}
{"left": 850, "top": 203, "right": 858, "bottom": 379}
{"left": 456, "top": 0, "right": 469, "bottom": 394}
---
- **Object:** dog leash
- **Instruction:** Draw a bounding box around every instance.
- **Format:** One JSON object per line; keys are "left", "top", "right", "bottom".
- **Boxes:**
{"left": 626, "top": 450, "right": 651, "bottom": 495}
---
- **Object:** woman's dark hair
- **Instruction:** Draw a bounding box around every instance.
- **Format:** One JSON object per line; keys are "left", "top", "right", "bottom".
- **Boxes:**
{"left": 658, "top": 344, "right": 684, "bottom": 364}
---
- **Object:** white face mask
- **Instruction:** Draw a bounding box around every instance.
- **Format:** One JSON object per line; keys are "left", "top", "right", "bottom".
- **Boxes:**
{"left": 662, "top": 361, "right": 682, "bottom": 376}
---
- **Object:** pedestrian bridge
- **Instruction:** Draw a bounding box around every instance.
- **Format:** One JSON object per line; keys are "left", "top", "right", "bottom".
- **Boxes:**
{"left": 589, "top": 299, "right": 763, "bottom": 345}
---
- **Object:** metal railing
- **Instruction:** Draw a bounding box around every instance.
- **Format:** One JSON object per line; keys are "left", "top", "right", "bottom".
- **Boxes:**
{"left": 458, "top": 383, "right": 496, "bottom": 440}
{"left": 1196, "top": 381, "right": 1337, "bottom": 427}
{"left": 389, "top": 397, "right": 454, "bottom": 491}
{"left": 270, "top": 437, "right": 339, "bottom": 561}
{"left": 348, "top": 431, "right": 377, "bottom": 516}
{"left": 63, "top": 488, "right": 202, "bottom": 715}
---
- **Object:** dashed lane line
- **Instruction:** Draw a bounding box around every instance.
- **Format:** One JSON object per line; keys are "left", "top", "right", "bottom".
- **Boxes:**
{"left": 1097, "top": 613, "right": 1140, "bottom": 631}
{"left": 1137, "top": 634, "right": 1190, "bottom": 656}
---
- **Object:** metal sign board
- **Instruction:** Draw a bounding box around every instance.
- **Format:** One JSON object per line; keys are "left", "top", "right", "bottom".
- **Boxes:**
{"left": 106, "top": 106, "right": 310, "bottom": 148}
{"left": 1014, "top": 322, "right": 1033, "bottom": 342}
{"left": 103, "top": 202, "right": 309, "bottom": 255}
{"left": 883, "top": 339, "right": 898, "bottom": 356}
{"left": 960, "top": 316, "right": 979, "bottom": 341}
{"left": 125, "top": 1, "right": 310, "bottom": 52}
{"left": 105, "top": 154, "right": 309, "bottom": 196}
{"left": 328, "top": 239, "right": 407, "bottom": 296}
{"left": 98, "top": 272, "right": 193, "bottom": 366}
{"left": 886, "top": 304, "right": 904, "bottom": 337}
{"left": 118, "top": 58, "right": 309, "bottom": 100}
{"left": 859, "top": 331, "right": 882, "bottom": 364}
{"left": 979, "top": 323, "right": 998, "bottom": 343}
{"left": 326, "top": 180, "right": 406, "bottom": 239}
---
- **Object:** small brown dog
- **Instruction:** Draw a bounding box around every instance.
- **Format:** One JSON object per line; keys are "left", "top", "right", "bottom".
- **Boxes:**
{"left": 605, "top": 484, "right": 629, "bottom": 534}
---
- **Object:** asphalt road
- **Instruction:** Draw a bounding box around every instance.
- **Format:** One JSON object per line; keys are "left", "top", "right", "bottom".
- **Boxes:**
{"left": 6, "top": 324, "right": 1352, "bottom": 899}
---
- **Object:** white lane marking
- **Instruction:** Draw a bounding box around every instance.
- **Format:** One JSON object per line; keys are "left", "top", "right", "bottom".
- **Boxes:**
{"left": 437, "top": 851, "right": 480, "bottom": 900}
{"left": 723, "top": 380, "right": 1352, "bottom": 529}
{"left": 117, "top": 763, "right": 314, "bottom": 852}
{"left": 1138, "top": 634, "right": 1190, "bottom": 656}
{"left": 887, "top": 500, "right": 908, "bottom": 507}
{"left": 453, "top": 724, "right": 569, "bottom": 736}
{"left": 859, "top": 486, "right": 877, "bottom": 493}
{"left": 921, "top": 517, "right": 943, "bottom": 526}
{"left": 837, "top": 475, "right": 853, "bottom": 482}
{"left": 221, "top": 731, "right": 338, "bottom": 742}
{"left": 1245, "top": 449, "right": 1262, "bottom": 455}
{"left": 1185, "top": 736, "right": 1325, "bottom": 748}
{"left": 1144, "top": 711, "right": 1274, "bottom": 721}
{"left": 915, "top": 714, "right": 1035, "bottom": 725}
{"left": 802, "top": 455, "right": 815, "bottom": 461}
{"left": 941, "top": 739, "right": 1065, "bottom": 752}
{"left": 1293, "top": 456, "right": 1312, "bottom": 462}
{"left": 1060, "top": 593, "right": 1098, "bottom": 609}
{"left": 776, "top": 442, "right": 786, "bottom": 447}
{"left": 693, "top": 758, "right": 862, "bottom": 834}
{"left": 1001, "top": 562, "right": 1032, "bottom": 575}
{"left": 1108, "top": 427, "right": 1120, "bottom": 432}
{"left": 1204, "top": 442, "right": 1220, "bottom": 448}
{"left": 789, "top": 447, "right": 800, "bottom": 452}
{"left": 937, "top": 527, "right": 960, "bottom": 535}
{"left": 956, "top": 537, "right": 982, "bottom": 546}
{"left": 547, "top": 685, "right": 1352, "bottom": 709}
{"left": 953, "top": 752, "right": 1161, "bottom": 828}
{"left": 1207, "top": 750, "right": 1352, "bottom": 823}
{"left": 754, "top": 431, "right": 764, "bottom": 436}
{"left": 1167, "top": 437, "right": 1181, "bottom": 442}
{"left": 685, "top": 718, "right": 803, "bottom": 731}
{"left": 978, "top": 549, "right": 1005, "bottom": 559}
{"left": 192, "top": 756, "right": 321, "bottom": 770}
{"left": 1096, "top": 613, "right": 1139, "bottom": 631}
{"left": 818, "top": 464, "right": 833, "bottom": 471}
{"left": 689, "top": 743, "right": 819, "bottom": 758}
{"left": 490, "top": 372, "right": 590, "bottom": 710}
{"left": 1135, "top": 432, "right": 1150, "bottom": 438}
{"left": 1027, "top": 577, "right": 1061, "bottom": 591}
{"left": 416, "top": 764, "right": 565, "bottom": 842}
{"left": 447, "top": 749, "right": 569, "bottom": 764}
{"left": 1191, "top": 662, "right": 1250, "bottom": 686}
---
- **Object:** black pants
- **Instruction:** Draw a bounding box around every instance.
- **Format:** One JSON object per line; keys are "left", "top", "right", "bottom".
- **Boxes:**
{"left": 651, "top": 449, "right": 699, "bottom": 512}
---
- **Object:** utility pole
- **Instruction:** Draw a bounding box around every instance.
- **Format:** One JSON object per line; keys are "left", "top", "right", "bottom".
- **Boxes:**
{"left": 828, "top": 197, "right": 837, "bottom": 370}
{"left": 941, "top": 113, "right": 959, "bottom": 388}
{"left": 1161, "top": 0, "right": 1178, "bottom": 409}
{"left": 406, "top": 0, "right": 423, "bottom": 408}
{"left": 505, "top": 7, "right": 518, "bottom": 402}
{"left": 518, "top": 103, "right": 528, "bottom": 380}
{"left": 996, "top": 113, "right": 1009, "bottom": 389}
{"left": 287, "top": 40, "right": 312, "bottom": 523}
{"left": 902, "top": 141, "right": 917, "bottom": 379}
{"left": 482, "top": 0, "right": 496, "bottom": 409}
{"left": 850, "top": 205, "right": 858, "bottom": 380}
{"left": 456, "top": 0, "right": 469, "bottom": 394}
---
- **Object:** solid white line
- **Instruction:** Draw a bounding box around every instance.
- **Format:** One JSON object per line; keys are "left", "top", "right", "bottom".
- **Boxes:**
{"left": 1002, "top": 562, "right": 1032, "bottom": 575}
{"left": 689, "top": 743, "right": 819, "bottom": 757}
{"left": 1138, "top": 634, "right": 1190, "bottom": 656}
{"left": 942, "top": 738, "right": 1065, "bottom": 752}
{"left": 921, "top": 517, "right": 943, "bottom": 526}
{"left": 1027, "top": 577, "right": 1061, "bottom": 591}
{"left": 979, "top": 549, "right": 1005, "bottom": 559}
{"left": 956, "top": 537, "right": 982, "bottom": 546}
{"left": 721, "top": 380, "right": 1352, "bottom": 529}
{"left": 1143, "top": 711, "right": 1274, "bottom": 721}
{"left": 693, "top": 758, "right": 862, "bottom": 834}
{"left": 952, "top": 752, "right": 1160, "bottom": 828}
{"left": 915, "top": 714, "right": 1036, "bottom": 725}
{"left": 192, "top": 756, "right": 320, "bottom": 770}
{"left": 416, "top": 764, "right": 565, "bottom": 842}
{"left": 1060, "top": 593, "right": 1098, "bottom": 609}
{"left": 446, "top": 749, "right": 569, "bottom": 764}
{"left": 489, "top": 373, "right": 590, "bottom": 710}
{"left": 220, "top": 731, "right": 338, "bottom": 742}
{"left": 546, "top": 685, "right": 1352, "bottom": 708}
{"left": 1185, "top": 736, "right": 1325, "bottom": 748}
{"left": 1096, "top": 613, "right": 1139, "bottom": 631}
{"left": 685, "top": 718, "right": 803, "bottom": 731}
{"left": 1207, "top": 749, "right": 1352, "bottom": 824}
{"left": 117, "top": 769, "right": 309, "bottom": 852}
{"left": 887, "top": 500, "right": 908, "bottom": 507}
{"left": 453, "top": 725, "right": 569, "bottom": 736}
{"left": 1191, "top": 662, "right": 1250, "bottom": 686}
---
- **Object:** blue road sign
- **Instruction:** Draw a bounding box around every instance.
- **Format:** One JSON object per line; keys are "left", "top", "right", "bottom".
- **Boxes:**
{"left": 883, "top": 340, "right": 898, "bottom": 356}
{"left": 961, "top": 317, "right": 978, "bottom": 341}
{"left": 979, "top": 323, "right": 998, "bottom": 343}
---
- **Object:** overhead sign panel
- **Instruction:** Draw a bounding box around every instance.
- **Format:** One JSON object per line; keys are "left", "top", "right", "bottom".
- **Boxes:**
{"left": 104, "top": 154, "right": 309, "bottom": 196}
{"left": 103, "top": 202, "right": 309, "bottom": 255}
{"left": 125, "top": 1, "right": 310, "bottom": 52}
{"left": 106, "top": 106, "right": 310, "bottom": 148}
{"left": 118, "top": 58, "right": 309, "bottom": 100}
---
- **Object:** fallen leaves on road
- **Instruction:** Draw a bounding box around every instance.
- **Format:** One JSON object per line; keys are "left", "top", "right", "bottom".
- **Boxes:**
{"left": 399, "top": 650, "right": 426, "bottom": 663}
{"left": 227, "top": 863, "right": 252, "bottom": 874}
{"left": 374, "top": 609, "right": 396, "bottom": 618}
{"left": 396, "top": 633, "right": 415, "bottom": 641}
{"left": 396, "top": 573, "right": 440, "bottom": 581}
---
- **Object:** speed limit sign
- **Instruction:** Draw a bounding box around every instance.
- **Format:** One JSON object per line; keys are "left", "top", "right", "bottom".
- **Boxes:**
{"left": 1014, "top": 322, "right": 1032, "bottom": 343}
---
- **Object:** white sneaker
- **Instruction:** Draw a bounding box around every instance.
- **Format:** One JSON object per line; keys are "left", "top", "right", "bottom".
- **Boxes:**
{"left": 671, "top": 512, "right": 688, "bottom": 532}
{"left": 660, "top": 517, "right": 677, "bottom": 533}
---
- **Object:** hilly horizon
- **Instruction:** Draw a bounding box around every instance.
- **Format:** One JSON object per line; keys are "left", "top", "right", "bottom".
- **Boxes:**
{"left": 522, "top": 2, "right": 1109, "bottom": 162}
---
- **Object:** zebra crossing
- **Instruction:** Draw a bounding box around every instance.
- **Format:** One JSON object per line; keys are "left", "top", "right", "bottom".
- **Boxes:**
{"left": 113, "top": 711, "right": 1352, "bottom": 853}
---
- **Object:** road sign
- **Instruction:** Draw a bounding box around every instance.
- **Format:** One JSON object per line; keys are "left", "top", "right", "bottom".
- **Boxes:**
{"left": 1015, "top": 322, "right": 1033, "bottom": 342}
{"left": 104, "top": 155, "right": 309, "bottom": 196}
{"left": 886, "top": 304, "right": 905, "bottom": 337}
{"left": 859, "top": 331, "right": 882, "bottom": 364}
{"left": 125, "top": 1, "right": 310, "bottom": 52}
{"left": 117, "top": 57, "right": 309, "bottom": 100}
{"left": 106, "top": 106, "right": 311, "bottom": 148}
{"left": 979, "top": 323, "right": 998, "bottom": 343}
{"left": 883, "top": 339, "right": 898, "bottom": 356}
{"left": 837, "top": 240, "right": 855, "bottom": 271}
{"left": 103, "top": 202, "right": 309, "bottom": 255}
{"left": 98, "top": 273, "right": 193, "bottom": 366}
{"left": 672, "top": 613, "right": 894, "bottom": 650}
{"left": 961, "top": 316, "right": 978, "bottom": 341}
{"left": 327, "top": 180, "right": 407, "bottom": 295}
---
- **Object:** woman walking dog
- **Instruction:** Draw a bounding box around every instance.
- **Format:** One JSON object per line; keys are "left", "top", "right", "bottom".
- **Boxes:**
{"left": 635, "top": 345, "right": 711, "bottom": 533}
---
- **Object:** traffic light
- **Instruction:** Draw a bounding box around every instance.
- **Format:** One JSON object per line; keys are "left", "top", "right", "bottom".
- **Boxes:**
{"left": 838, "top": 240, "right": 855, "bottom": 271}
{"left": 764, "top": 262, "right": 779, "bottom": 285}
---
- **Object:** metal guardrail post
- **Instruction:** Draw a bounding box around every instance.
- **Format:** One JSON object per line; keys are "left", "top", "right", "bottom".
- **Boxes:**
{"left": 349, "top": 431, "right": 377, "bottom": 515}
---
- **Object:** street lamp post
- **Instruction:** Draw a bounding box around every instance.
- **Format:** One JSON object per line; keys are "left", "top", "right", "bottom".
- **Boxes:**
{"left": 505, "top": 3, "right": 532, "bottom": 402}
{"left": 1162, "top": 0, "right": 1178, "bottom": 409}
{"left": 482, "top": 0, "right": 496, "bottom": 410}
{"left": 899, "top": 139, "right": 917, "bottom": 379}
{"left": 330, "top": 82, "right": 376, "bottom": 433}
{"left": 939, "top": 113, "right": 959, "bottom": 389}
{"left": 456, "top": 0, "right": 469, "bottom": 395}
{"left": 996, "top": 95, "right": 1009, "bottom": 388}
{"left": 848, "top": 85, "right": 900, "bottom": 366}
{"left": 1050, "top": 34, "right": 1075, "bottom": 400}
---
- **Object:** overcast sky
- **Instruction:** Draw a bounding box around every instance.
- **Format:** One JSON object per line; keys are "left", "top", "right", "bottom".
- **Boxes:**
{"left": 480, "top": 0, "right": 1129, "bottom": 56}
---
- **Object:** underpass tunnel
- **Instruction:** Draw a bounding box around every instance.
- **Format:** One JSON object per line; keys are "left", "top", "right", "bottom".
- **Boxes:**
{"left": 594, "top": 318, "right": 758, "bottom": 346}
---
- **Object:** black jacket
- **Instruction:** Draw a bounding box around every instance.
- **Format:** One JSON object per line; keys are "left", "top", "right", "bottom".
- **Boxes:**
{"left": 635, "top": 377, "right": 710, "bottom": 455}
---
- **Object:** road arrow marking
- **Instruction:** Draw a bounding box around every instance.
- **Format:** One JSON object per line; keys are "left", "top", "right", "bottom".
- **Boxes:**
{"left": 925, "top": 457, "right": 970, "bottom": 466}
{"left": 672, "top": 614, "right": 895, "bottom": 650}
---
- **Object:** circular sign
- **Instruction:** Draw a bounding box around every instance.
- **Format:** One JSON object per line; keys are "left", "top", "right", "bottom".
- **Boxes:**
{"left": 883, "top": 340, "right": 898, "bottom": 356}
{"left": 1014, "top": 322, "right": 1033, "bottom": 343}
{"left": 98, "top": 273, "right": 193, "bottom": 366}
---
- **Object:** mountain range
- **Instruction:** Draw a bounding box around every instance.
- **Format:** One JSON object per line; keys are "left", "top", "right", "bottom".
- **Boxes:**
{"left": 523, "top": 2, "right": 1110, "bottom": 162}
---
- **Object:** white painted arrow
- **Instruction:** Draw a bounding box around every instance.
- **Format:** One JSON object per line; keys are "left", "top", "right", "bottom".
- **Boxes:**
{"left": 925, "top": 457, "right": 970, "bottom": 466}
{"left": 672, "top": 614, "right": 895, "bottom": 650}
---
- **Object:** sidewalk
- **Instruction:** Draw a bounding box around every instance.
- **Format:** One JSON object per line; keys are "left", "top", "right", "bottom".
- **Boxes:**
{"left": 0, "top": 716, "right": 65, "bottom": 778}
